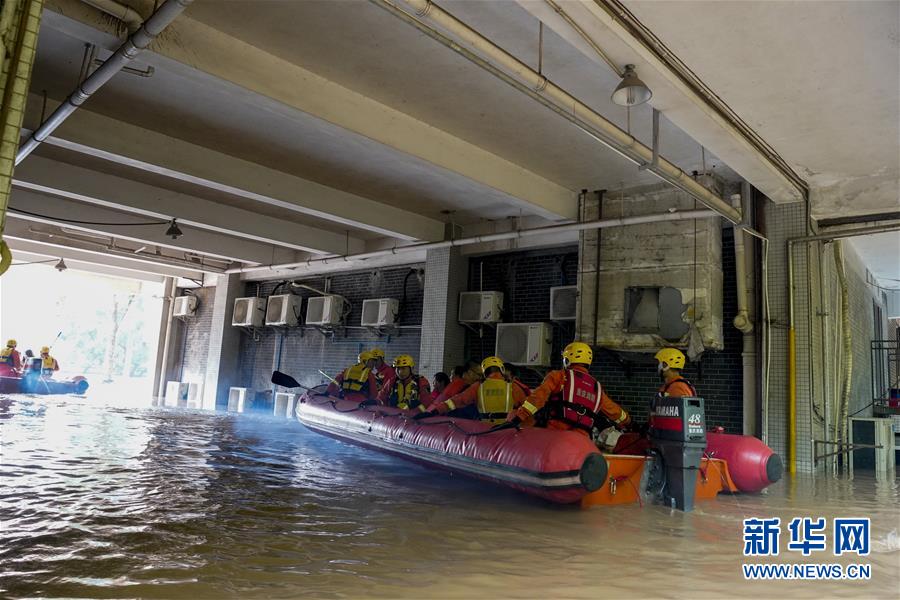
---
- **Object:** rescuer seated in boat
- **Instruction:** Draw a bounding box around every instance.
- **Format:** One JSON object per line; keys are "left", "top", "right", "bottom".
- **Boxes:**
{"left": 431, "top": 372, "right": 450, "bottom": 400}
{"left": 430, "top": 362, "right": 480, "bottom": 404}
{"left": 502, "top": 362, "right": 532, "bottom": 397}
{"left": 0, "top": 339, "right": 22, "bottom": 375}
{"left": 508, "top": 342, "right": 631, "bottom": 436}
{"left": 368, "top": 347, "right": 395, "bottom": 393}
{"left": 655, "top": 348, "right": 697, "bottom": 398}
{"left": 39, "top": 346, "right": 60, "bottom": 378}
{"left": 326, "top": 350, "right": 379, "bottom": 403}
{"left": 419, "top": 356, "right": 528, "bottom": 424}
{"left": 376, "top": 354, "right": 431, "bottom": 412}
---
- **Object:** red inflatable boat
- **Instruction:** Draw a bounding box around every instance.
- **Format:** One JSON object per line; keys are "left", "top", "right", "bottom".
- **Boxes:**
{"left": 0, "top": 365, "right": 89, "bottom": 395}
{"left": 296, "top": 391, "right": 608, "bottom": 504}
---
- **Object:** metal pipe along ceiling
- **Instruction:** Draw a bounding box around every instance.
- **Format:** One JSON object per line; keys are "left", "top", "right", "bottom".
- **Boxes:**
{"left": 371, "top": 0, "right": 743, "bottom": 224}
{"left": 226, "top": 209, "right": 719, "bottom": 274}
{"left": 15, "top": 0, "right": 193, "bottom": 165}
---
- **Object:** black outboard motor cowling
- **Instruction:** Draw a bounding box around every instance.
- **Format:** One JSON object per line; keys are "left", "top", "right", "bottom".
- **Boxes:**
{"left": 649, "top": 395, "right": 707, "bottom": 512}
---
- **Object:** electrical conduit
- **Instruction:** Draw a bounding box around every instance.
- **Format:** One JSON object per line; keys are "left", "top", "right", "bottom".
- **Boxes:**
{"left": 833, "top": 240, "right": 852, "bottom": 453}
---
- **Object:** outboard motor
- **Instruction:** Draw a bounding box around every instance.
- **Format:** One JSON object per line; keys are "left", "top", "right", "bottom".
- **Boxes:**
{"left": 649, "top": 395, "right": 706, "bottom": 512}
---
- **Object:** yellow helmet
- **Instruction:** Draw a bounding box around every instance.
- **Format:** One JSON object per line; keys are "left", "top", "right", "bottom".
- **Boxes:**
{"left": 480, "top": 356, "right": 505, "bottom": 373}
{"left": 562, "top": 341, "right": 592, "bottom": 366}
{"left": 40, "top": 346, "right": 50, "bottom": 354}
{"left": 393, "top": 354, "right": 415, "bottom": 368}
{"left": 370, "top": 348, "right": 385, "bottom": 359}
{"left": 655, "top": 347, "right": 686, "bottom": 370}
{"left": 358, "top": 350, "right": 374, "bottom": 364}
{"left": 6, "top": 339, "right": 16, "bottom": 348}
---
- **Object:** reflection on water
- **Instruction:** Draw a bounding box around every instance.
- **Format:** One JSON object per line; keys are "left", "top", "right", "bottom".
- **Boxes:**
{"left": 1, "top": 393, "right": 898, "bottom": 599}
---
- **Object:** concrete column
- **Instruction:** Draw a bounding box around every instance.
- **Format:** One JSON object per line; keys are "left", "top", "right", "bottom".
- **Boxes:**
{"left": 577, "top": 192, "right": 600, "bottom": 344}
{"left": 153, "top": 276, "right": 176, "bottom": 400}
{"left": 418, "top": 246, "right": 468, "bottom": 379}
{"left": 203, "top": 273, "right": 243, "bottom": 410}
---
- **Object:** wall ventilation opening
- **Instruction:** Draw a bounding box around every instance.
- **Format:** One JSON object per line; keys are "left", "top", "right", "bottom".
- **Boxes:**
{"left": 624, "top": 286, "right": 689, "bottom": 341}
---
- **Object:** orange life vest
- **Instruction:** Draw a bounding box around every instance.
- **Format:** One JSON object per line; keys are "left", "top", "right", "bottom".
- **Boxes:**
{"left": 547, "top": 368, "right": 603, "bottom": 432}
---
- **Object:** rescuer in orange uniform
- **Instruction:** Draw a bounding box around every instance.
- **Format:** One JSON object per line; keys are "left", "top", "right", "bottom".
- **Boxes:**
{"left": 377, "top": 355, "right": 431, "bottom": 412}
{"left": 0, "top": 339, "right": 22, "bottom": 374}
{"left": 420, "top": 356, "right": 527, "bottom": 424}
{"left": 655, "top": 347, "right": 697, "bottom": 398}
{"left": 369, "top": 348, "right": 395, "bottom": 392}
{"left": 510, "top": 341, "right": 630, "bottom": 435}
{"left": 326, "top": 350, "right": 379, "bottom": 402}
{"left": 430, "top": 362, "right": 481, "bottom": 405}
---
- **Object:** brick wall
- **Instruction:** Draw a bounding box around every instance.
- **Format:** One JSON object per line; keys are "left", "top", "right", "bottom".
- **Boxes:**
{"left": 176, "top": 285, "right": 214, "bottom": 384}
{"left": 237, "top": 265, "right": 425, "bottom": 392}
{"left": 463, "top": 241, "right": 745, "bottom": 431}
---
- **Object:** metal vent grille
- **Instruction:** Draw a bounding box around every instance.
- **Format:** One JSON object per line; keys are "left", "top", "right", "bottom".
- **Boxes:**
{"left": 266, "top": 296, "right": 285, "bottom": 323}
{"left": 233, "top": 299, "right": 249, "bottom": 324}
{"left": 362, "top": 300, "right": 380, "bottom": 325}
{"left": 550, "top": 286, "right": 577, "bottom": 320}
{"left": 497, "top": 326, "right": 528, "bottom": 363}
{"left": 306, "top": 296, "right": 326, "bottom": 323}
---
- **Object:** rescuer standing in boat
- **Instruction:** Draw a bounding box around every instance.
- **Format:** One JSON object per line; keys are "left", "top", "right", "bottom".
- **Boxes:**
{"left": 39, "top": 346, "right": 60, "bottom": 377}
{"left": 0, "top": 339, "right": 22, "bottom": 374}
{"left": 368, "top": 348, "right": 395, "bottom": 392}
{"left": 420, "top": 356, "right": 528, "bottom": 424}
{"left": 377, "top": 355, "right": 431, "bottom": 412}
{"left": 510, "top": 342, "right": 630, "bottom": 435}
{"left": 327, "top": 350, "right": 379, "bottom": 403}
{"left": 655, "top": 348, "right": 697, "bottom": 398}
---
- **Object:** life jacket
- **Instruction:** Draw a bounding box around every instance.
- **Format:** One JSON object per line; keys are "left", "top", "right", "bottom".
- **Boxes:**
{"left": 477, "top": 377, "right": 513, "bottom": 424}
{"left": 658, "top": 378, "right": 697, "bottom": 398}
{"left": 392, "top": 376, "right": 423, "bottom": 410}
{"left": 547, "top": 368, "right": 603, "bottom": 432}
{"left": 341, "top": 363, "right": 371, "bottom": 394}
{"left": 0, "top": 347, "right": 14, "bottom": 366}
{"left": 24, "top": 357, "right": 41, "bottom": 373}
{"left": 41, "top": 356, "right": 57, "bottom": 376}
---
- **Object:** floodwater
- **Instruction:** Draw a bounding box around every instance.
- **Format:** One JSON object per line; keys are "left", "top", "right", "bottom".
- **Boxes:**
{"left": 1, "top": 392, "right": 898, "bottom": 599}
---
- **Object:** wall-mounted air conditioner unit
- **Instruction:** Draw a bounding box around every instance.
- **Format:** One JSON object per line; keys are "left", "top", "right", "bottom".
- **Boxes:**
{"left": 265, "top": 294, "right": 302, "bottom": 327}
{"left": 228, "top": 387, "right": 250, "bottom": 413}
{"left": 185, "top": 382, "right": 203, "bottom": 409}
{"left": 458, "top": 291, "right": 503, "bottom": 324}
{"left": 232, "top": 297, "right": 267, "bottom": 327}
{"left": 550, "top": 286, "right": 578, "bottom": 321}
{"left": 306, "top": 295, "right": 346, "bottom": 327}
{"left": 274, "top": 392, "right": 298, "bottom": 418}
{"left": 361, "top": 298, "right": 399, "bottom": 327}
{"left": 496, "top": 322, "right": 552, "bottom": 367}
{"left": 173, "top": 295, "right": 197, "bottom": 317}
{"left": 164, "top": 381, "right": 189, "bottom": 407}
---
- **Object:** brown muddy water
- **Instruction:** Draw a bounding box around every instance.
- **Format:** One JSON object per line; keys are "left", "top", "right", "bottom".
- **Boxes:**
{"left": 1, "top": 392, "right": 898, "bottom": 599}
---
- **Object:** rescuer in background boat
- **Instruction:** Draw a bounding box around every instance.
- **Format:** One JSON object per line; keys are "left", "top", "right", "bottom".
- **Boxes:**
{"left": 368, "top": 347, "right": 395, "bottom": 392}
{"left": 0, "top": 339, "right": 22, "bottom": 375}
{"left": 430, "top": 361, "right": 482, "bottom": 405}
{"left": 377, "top": 354, "right": 431, "bottom": 412}
{"left": 39, "top": 346, "right": 60, "bottom": 377}
{"left": 509, "top": 341, "right": 631, "bottom": 435}
{"left": 326, "top": 350, "right": 379, "bottom": 403}
{"left": 419, "top": 356, "right": 528, "bottom": 424}
{"left": 655, "top": 348, "right": 697, "bottom": 398}
{"left": 431, "top": 372, "right": 450, "bottom": 400}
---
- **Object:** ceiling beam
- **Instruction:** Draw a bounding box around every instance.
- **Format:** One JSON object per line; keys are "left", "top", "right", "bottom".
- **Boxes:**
{"left": 14, "top": 154, "right": 362, "bottom": 256}
{"left": 9, "top": 249, "right": 167, "bottom": 283}
{"left": 39, "top": 1, "right": 577, "bottom": 223}
{"left": 8, "top": 188, "right": 300, "bottom": 265}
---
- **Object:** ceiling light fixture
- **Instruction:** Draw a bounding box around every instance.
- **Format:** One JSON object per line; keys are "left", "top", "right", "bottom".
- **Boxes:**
{"left": 611, "top": 64, "right": 652, "bottom": 107}
{"left": 54, "top": 258, "right": 67, "bottom": 272}
{"left": 165, "top": 219, "right": 183, "bottom": 240}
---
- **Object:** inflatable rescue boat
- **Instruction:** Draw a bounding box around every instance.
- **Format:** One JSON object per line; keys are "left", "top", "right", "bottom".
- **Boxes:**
{"left": 0, "top": 365, "right": 89, "bottom": 395}
{"left": 292, "top": 385, "right": 782, "bottom": 507}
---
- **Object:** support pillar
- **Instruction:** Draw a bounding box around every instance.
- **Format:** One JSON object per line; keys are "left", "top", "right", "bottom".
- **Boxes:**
{"left": 153, "top": 276, "right": 176, "bottom": 400}
{"left": 418, "top": 246, "right": 468, "bottom": 379}
{"left": 203, "top": 273, "right": 242, "bottom": 410}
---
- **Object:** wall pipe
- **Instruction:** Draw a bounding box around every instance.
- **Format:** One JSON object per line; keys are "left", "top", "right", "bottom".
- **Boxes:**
{"left": 832, "top": 241, "right": 852, "bottom": 458}
{"left": 736, "top": 181, "right": 757, "bottom": 437}
{"left": 371, "top": 0, "right": 743, "bottom": 225}
{"left": 15, "top": 0, "right": 193, "bottom": 165}
{"left": 227, "top": 209, "right": 720, "bottom": 275}
{"left": 785, "top": 221, "right": 900, "bottom": 474}
{"left": 80, "top": 0, "right": 143, "bottom": 33}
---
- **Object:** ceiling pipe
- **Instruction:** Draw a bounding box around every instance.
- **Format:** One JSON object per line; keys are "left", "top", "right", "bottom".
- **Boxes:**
{"left": 80, "top": 0, "right": 143, "bottom": 33}
{"left": 371, "top": 0, "right": 742, "bottom": 224}
{"left": 15, "top": 0, "right": 192, "bottom": 165}
{"left": 227, "top": 208, "right": 719, "bottom": 275}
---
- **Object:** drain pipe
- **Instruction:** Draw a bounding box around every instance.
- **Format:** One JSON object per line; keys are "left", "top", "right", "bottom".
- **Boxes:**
{"left": 15, "top": 0, "right": 192, "bottom": 165}
{"left": 735, "top": 182, "right": 757, "bottom": 436}
{"left": 371, "top": 0, "right": 742, "bottom": 225}
{"left": 227, "top": 209, "right": 719, "bottom": 275}
{"left": 80, "top": 0, "right": 143, "bottom": 33}
{"left": 833, "top": 241, "right": 852, "bottom": 455}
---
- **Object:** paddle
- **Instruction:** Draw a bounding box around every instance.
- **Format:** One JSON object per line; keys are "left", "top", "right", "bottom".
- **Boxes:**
{"left": 271, "top": 370, "right": 319, "bottom": 393}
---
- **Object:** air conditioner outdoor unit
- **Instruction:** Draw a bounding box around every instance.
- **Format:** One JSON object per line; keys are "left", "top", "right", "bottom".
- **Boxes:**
{"left": 306, "top": 295, "right": 346, "bottom": 327}
{"left": 186, "top": 382, "right": 203, "bottom": 409}
{"left": 496, "top": 322, "right": 552, "bottom": 367}
{"left": 164, "top": 381, "right": 189, "bottom": 407}
{"left": 274, "top": 392, "right": 298, "bottom": 418}
{"left": 361, "top": 298, "right": 399, "bottom": 327}
{"left": 173, "top": 295, "right": 197, "bottom": 317}
{"left": 458, "top": 291, "right": 503, "bottom": 324}
{"left": 265, "top": 294, "right": 302, "bottom": 327}
{"left": 228, "top": 387, "right": 250, "bottom": 413}
{"left": 550, "top": 286, "right": 578, "bottom": 321}
{"left": 232, "top": 297, "right": 267, "bottom": 327}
